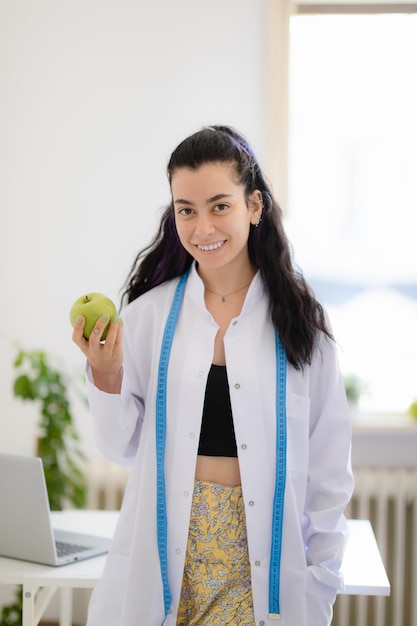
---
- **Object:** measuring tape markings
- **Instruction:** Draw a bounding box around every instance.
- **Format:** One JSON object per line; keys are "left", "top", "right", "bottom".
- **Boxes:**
{"left": 269, "top": 329, "right": 287, "bottom": 619}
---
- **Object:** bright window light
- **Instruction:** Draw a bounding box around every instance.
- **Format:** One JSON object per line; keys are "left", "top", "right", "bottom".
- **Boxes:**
{"left": 286, "top": 13, "right": 417, "bottom": 414}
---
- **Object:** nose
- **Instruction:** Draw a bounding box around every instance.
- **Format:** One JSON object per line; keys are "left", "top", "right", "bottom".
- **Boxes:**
{"left": 194, "top": 213, "right": 215, "bottom": 238}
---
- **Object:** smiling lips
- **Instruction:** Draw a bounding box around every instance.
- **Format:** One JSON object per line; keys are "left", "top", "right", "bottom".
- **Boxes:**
{"left": 197, "top": 241, "right": 226, "bottom": 252}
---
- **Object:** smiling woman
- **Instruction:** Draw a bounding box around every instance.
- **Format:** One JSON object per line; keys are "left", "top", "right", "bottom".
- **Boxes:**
{"left": 72, "top": 125, "right": 353, "bottom": 626}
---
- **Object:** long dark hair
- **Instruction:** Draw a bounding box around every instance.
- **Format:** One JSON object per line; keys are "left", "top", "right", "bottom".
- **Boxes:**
{"left": 122, "top": 125, "right": 332, "bottom": 368}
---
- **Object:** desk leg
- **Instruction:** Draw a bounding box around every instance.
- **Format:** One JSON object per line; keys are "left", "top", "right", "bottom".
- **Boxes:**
{"left": 22, "top": 585, "right": 35, "bottom": 626}
{"left": 22, "top": 585, "right": 57, "bottom": 626}
{"left": 58, "top": 588, "right": 73, "bottom": 626}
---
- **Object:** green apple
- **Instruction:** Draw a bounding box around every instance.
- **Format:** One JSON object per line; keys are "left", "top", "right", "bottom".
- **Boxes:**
{"left": 70, "top": 293, "right": 117, "bottom": 340}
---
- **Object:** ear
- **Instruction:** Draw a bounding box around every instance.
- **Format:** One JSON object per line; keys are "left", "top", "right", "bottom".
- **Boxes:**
{"left": 248, "top": 190, "right": 263, "bottom": 226}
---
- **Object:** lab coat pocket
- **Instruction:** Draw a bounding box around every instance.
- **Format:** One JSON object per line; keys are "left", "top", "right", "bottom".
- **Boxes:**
{"left": 286, "top": 392, "right": 310, "bottom": 475}
{"left": 87, "top": 553, "right": 129, "bottom": 626}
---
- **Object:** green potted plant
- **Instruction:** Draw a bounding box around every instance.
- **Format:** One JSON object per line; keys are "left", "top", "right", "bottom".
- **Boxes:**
{"left": 0, "top": 598, "right": 22, "bottom": 626}
{"left": 12, "top": 349, "right": 87, "bottom": 510}
{"left": 343, "top": 373, "right": 368, "bottom": 410}
{"left": 0, "top": 349, "right": 88, "bottom": 626}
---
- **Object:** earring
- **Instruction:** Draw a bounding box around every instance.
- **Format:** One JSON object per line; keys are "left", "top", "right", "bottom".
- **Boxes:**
{"left": 255, "top": 205, "right": 263, "bottom": 227}
{"left": 250, "top": 194, "right": 263, "bottom": 227}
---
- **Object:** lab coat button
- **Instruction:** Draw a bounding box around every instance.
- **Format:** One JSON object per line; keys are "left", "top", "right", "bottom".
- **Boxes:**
{"left": 175, "top": 548, "right": 181, "bottom": 555}
{"left": 234, "top": 383, "right": 241, "bottom": 389}
{"left": 241, "top": 444, "right": 247, "bottom": 449}
{"left": 260, "top": 622, "right": 265, "bottom": 626}
{"left": 248, "top": 500, "right": 255, "bottom": 506}
{"left": 190, "top": 432, "right": 195, "bottom": 439}
{"left": 184, "top": 491, "right": 189, "bottom": 497}
{"left": 254, "top": 560, "right": 261, "bottom": 566}
{"left": 199, "top": 371, "right": 204, "bottom": 377}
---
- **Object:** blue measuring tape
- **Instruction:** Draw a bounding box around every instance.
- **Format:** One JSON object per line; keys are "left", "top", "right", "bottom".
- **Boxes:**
{"left": 155, "top": 270, "right": 287, "bottom": 622}
{"left": 268, "top": 330, "right": 287, "bottom": 619}
{"left": 155, "top": 270, "right": 190, "bottom": 617}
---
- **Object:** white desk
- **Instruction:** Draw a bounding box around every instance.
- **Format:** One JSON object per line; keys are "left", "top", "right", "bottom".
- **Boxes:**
{"left": 0, "top": 512, "right": 390, "bottom": 626}
{"left": 341, "top": 519, "right": 390, "bottom": 596}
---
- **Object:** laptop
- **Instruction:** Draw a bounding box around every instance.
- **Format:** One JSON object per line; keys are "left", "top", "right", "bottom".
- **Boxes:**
{"left": 0, "top": 453, "right": 112, "bottom": 566}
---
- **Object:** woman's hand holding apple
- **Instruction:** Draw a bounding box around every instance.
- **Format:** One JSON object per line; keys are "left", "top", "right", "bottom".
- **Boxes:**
{"left": 71, "top": 294, "right": 123, "bottom": 394}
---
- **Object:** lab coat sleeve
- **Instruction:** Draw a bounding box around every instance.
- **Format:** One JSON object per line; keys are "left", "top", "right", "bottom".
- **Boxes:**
{"left": 303, "top": 333, "right": 354, "bottom": 625}
{"left": 85, "top": 314, "right": 146, "bottom": 467}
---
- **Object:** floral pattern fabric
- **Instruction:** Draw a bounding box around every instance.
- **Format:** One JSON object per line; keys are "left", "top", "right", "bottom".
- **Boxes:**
{"left": 176, "top": 480, "right": 255, "bottom": 625}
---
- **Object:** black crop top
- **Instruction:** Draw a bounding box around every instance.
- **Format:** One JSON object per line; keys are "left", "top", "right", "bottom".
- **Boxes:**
{"left": 197, "top": 364, "right": 238, "bottom": 457}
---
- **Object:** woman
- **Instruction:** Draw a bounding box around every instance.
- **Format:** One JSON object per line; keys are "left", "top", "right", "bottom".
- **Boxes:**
{"left": 73, "top": 125, "right": 353, "bottom": 626}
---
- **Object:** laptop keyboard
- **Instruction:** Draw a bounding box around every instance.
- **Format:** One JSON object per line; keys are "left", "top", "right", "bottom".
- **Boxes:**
{"left": 56, "top": 540, "right": 90, "bottom": 557}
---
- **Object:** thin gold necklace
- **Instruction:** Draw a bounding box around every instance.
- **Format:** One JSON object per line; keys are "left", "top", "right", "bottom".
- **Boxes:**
{"left": 205, "top": 281, "right": 251, "bottom": 302}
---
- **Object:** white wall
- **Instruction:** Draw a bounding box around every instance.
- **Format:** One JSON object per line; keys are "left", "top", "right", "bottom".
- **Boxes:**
{"left": 0, "top": 0, "right": 267, "bottom": 460}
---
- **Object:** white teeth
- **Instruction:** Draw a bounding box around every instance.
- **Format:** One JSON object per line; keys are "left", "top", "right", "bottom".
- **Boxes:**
{"left": 198, "top": 241, "right": 225, "bottom": 251}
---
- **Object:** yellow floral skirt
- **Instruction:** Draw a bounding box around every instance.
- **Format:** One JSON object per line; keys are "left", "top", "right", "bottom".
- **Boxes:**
{"left": 176, "top": 480, "right": 255, "bottom": 625}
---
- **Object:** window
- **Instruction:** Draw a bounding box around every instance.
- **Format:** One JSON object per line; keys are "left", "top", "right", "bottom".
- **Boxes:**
{"left": 267, "top": 3, "right": 417, "bottom": 414}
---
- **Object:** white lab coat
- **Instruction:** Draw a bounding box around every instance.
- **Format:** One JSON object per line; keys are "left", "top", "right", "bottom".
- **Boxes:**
{"left": 86, "top": 263, "right": 353, "bottom": 626}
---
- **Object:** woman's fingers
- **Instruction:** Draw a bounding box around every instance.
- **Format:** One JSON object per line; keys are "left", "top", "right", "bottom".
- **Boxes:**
{"left": 72, "top": 316, "right": 87, "bottom": 349}
{"left": 88, "top": 317, "right": 124, "bottom": 392}
{"left": 103, "top": 316, "right": 123, "bottom": 352}
{"left": 72, "top": 314, "right": 123, "bottom": 367}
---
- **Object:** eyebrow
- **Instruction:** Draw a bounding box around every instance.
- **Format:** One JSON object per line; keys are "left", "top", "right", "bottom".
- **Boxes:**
{"left": 174, "top": 193, "right": 234, "bottom": 206}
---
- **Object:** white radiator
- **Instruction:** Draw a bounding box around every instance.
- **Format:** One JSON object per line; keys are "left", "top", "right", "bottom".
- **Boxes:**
{"left": 84, "top": 462, "right": 417, "bottom": 626}
{"left": 85, "top": 458, "right": 130, "bottom": 510}
{"left": 332, "top": 467, "right": 417, "bottom": 626}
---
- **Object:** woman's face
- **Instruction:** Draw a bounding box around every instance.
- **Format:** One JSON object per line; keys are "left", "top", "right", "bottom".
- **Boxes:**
{"left": 171, "top": 162, "right": 262, "bottom": 275}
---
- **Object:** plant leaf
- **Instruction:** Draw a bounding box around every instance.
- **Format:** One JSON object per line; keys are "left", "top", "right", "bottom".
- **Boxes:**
{"left": 13, "top": 375, "right": 34, "bottom": 399}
